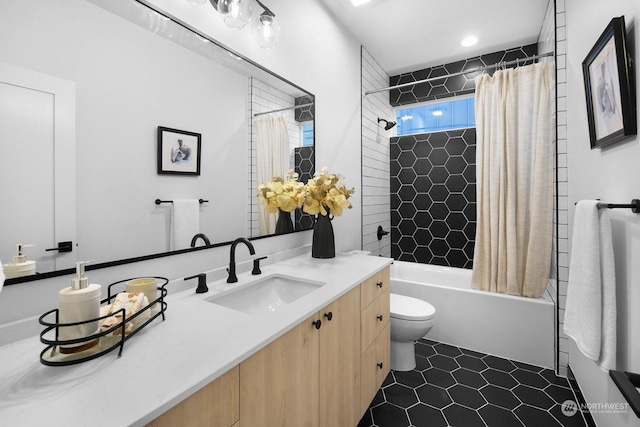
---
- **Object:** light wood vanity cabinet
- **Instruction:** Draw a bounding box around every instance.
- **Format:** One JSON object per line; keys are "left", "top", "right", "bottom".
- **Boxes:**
{"left": 146, "top": 366, "right": 239, "bottom": 427}
{"left": 359, "top": 267, "right": 391, "bottom": 416}
{"left": 147, "top": 266, "right": 390, "bottom": 427}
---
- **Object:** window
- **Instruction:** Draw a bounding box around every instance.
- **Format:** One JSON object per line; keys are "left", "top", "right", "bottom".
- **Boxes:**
{"left": 396, "top": 96, "right": 475, "bottom": 136}
{"left": 301, "top": 122, "right": 314, "bottom": 147}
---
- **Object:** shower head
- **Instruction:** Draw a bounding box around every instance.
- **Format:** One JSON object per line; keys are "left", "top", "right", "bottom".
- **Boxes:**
{"left": 378, "top": 117, "right": 397, "bottom": 130}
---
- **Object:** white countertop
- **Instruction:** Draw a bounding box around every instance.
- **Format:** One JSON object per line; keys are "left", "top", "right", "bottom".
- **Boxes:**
{"left": 0, "top": 253, "right": 391, "bottom": 427}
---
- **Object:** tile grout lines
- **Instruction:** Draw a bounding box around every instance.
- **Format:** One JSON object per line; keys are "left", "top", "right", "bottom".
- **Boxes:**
{"left": 358, "top": 339, "right": 588, "bottom": 427}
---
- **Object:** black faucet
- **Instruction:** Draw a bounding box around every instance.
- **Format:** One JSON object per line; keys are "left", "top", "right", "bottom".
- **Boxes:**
{"left": 190, "top": 233, "right": 211, "bottom": 248}
{"left": 227, "top": 237, "right": 255, "bottom": 283}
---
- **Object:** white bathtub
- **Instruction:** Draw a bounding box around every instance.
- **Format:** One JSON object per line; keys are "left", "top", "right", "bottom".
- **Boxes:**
{"left": 390, "top": 261, "right": 555, "bottom": 369}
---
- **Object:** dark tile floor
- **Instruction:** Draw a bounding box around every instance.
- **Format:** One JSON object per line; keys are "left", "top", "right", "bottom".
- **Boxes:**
{"left": 358, "top": 339, "right": 589, "bottom": 427}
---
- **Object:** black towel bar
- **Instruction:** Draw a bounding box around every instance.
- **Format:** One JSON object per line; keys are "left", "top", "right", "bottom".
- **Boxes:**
{"left": 155, "top": 198, "right": 208, "bottom": 205}
{"left": 574, "top": 199, "right": 640, "bottom": 213}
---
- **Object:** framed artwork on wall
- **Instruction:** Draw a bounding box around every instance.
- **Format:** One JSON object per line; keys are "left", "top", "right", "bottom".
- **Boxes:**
{"left": 157, "top": 126, "right": 201, "bottom": 175}
{"left": 582, "top": 16, "right": 636, "bottom": 149}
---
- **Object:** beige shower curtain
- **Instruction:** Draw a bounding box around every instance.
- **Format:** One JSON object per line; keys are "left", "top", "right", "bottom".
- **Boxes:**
{"left": 471, "top": 62, "right": 554, "bottom": 298}
{"left": 256, "top": 114, "right": 289, "bottom": 235}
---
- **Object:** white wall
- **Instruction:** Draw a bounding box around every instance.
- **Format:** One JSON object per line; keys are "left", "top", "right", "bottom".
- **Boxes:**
{"left": 0, "top": 0, "right": 363, "bottom": 335}
{"left": 361, "top": 47, "right": 393, "bottom": 256}
{"left": 566, "top": 0, "right": 640, "bottom": 425}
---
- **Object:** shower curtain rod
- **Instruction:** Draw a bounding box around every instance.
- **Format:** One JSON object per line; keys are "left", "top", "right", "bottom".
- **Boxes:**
{"left": 365, "top": 51, "right": 554, "bottom": 95}
{"left": 253, "top": 102, "right": 315, "bottom": 117}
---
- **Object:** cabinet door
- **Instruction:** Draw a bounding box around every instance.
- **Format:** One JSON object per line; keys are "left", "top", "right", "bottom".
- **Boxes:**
{"left": 240, "top": 317, "right": 320, "bottom": 427}
{"left": 318, "top": 287, "right": 361, "bottom": 427}
{"left": 360, "top": 267, "right": 390, "bottom": 309}
{"left": 147, "top": 366, "right": 239, "bottom": 427}
{"left": 360, "top": 324, "right": 390, "bottom": 416}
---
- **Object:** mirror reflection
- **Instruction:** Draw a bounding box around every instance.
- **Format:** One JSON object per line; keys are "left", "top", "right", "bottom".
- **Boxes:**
{"left": 0, "top": 0, "right": 314, "bottom": 283}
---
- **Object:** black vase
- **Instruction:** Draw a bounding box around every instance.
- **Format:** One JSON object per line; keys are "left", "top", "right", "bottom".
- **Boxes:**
{"left": 275, "top": 209, "right": 294, "bottom": 234}
{"left": 312, "top": 211, "right": 335, "bottom": 258}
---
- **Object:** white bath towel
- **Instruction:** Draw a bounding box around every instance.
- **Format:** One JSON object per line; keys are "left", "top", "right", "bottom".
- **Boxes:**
{"left": 563, "top": 200, "right": 616, "bottom": 372}
{"left": 170, "top": 199, "right": 200, "bottom": 251}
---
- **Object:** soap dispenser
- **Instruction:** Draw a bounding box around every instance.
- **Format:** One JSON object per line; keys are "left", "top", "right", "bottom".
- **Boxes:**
{"left": 58, "top": 261, "right": 101, "bottom": 354}
{"left": 2, "top": 244, "right": 36, "bottom": 279}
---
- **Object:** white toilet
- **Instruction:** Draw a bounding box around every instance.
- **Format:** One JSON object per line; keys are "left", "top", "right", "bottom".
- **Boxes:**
{"left": 390, "top": 293, "right": 436, "bottom": 371}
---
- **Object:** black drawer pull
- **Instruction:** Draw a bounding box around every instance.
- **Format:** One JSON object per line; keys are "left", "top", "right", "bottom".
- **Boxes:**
{"left": 312, "top": 320, "right": 322, "bottom": 329}
{"left": 376, "top": 281, "right": 383, "bottom": 288}
{"left": 324, "top": 312, "right": 333, "bottom": 321}
{"left": 377, "top": 362, "right": 384, "bottom": 369}
{"left": 377, "top": 315, "right": 383, "bottom": 321}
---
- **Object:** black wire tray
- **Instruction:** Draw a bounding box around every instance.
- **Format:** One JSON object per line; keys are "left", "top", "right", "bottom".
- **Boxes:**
{"left": 39, "top": 276, "right": 169, "bottom": 366}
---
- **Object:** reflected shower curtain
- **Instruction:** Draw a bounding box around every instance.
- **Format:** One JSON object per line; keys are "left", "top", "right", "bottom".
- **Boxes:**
{"left": 255, "top": 114, "right": 289, "bottom": 235}
{"left": 471, "top": 62, "right": 554, "bottom": 298}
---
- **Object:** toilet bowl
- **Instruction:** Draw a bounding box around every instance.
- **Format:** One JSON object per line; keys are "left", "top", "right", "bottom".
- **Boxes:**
{"left": 390, "top": 293, "right": 436, "bottom": 371}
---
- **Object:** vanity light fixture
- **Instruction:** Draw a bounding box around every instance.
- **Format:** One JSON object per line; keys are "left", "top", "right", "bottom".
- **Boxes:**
{"left": 209, "top": 0, "right": 280, "bottom": 48}
{"left": 461, "top": 36, "right": 478, "bottom": 47}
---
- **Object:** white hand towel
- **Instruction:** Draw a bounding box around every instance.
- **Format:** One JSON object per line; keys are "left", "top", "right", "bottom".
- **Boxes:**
{"left": 563, "top": 200, "right": 616, "bottom": 372}
{"left": 170, "top": 199, "right": 200, "bottom": 251}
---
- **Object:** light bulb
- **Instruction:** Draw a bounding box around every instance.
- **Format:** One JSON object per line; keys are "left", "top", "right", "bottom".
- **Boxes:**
{"left": 224, "top": 0, "right": 251, "bottom": 29}
{"left": 254, "top": 14, "right": 281, "bottom": 49}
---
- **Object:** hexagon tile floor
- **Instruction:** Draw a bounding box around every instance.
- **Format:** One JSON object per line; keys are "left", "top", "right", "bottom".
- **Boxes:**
{"left": 358, "top": 339, "right": 590, "bottom": 427}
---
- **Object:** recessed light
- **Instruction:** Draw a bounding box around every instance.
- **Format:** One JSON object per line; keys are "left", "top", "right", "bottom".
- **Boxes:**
{"left": 461, "top": 36, "right": 478, "bottom": 47}
{"left": 350, "top": 0, "right": 372, "bottom": 6}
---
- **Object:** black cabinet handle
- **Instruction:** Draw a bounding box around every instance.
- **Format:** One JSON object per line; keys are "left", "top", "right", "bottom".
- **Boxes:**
{"left": 377, "top": 362, "right": 384, "bottom": 369}
{"left": 376, "top": 281, "right": 383, "bottom": 288}
{"left": 377, "top": 315, "right": 383, "bottom": 321}
{"left": 312, "top": 320, "right": 322, "bottom": 329}
{"left": 324, "top": 312, "right": 333, "bottom": 321}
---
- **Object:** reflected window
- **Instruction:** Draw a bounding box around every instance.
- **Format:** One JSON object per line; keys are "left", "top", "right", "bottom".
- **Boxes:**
{"left": 302, "top": 122, "right": 314, "bottom": 147}
{"left": 396, "top": 96, "right": 475, "bottom": 135}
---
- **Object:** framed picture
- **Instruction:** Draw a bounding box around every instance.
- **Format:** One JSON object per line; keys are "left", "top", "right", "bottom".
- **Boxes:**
{"left": 582, "top": 16, "right": 636, "bottom": 149}
{"left": 157, "top": 126, "right": 201, "bottom": 175}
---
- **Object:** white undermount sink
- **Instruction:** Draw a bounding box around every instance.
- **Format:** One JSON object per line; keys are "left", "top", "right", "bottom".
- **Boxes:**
{"left": 205, "top": 274, "right": 325, "bottom": 316}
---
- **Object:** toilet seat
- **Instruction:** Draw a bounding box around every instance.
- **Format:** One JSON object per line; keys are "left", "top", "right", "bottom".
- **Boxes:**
{"left": 390, "top": 293, "right": 435, "bottom": 321}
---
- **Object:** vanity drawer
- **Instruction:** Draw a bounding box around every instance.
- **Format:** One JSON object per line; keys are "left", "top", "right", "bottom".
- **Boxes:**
{"left": 360, "top": 291, "right": 390, "bottom": 354}
{"left": 360, "top": 267, "right": 390, "bottom": 309}
{"left": 360, "top": 323, "right": 390, "bottom": 416}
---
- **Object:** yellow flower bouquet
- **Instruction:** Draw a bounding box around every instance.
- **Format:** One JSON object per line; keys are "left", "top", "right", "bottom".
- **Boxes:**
{"left": 257, "top": 170, "right": 305, "bottom": 213}
{"left": 302, "top": 167, "right": 355, "bottom": 217}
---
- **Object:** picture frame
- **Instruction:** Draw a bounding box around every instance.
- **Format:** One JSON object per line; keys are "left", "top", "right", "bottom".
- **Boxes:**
{"left": 582, "top": 16, "right": 636, "bottom": 149}
{"left": 157, "top": 126, "right": 201, "bottom": 175}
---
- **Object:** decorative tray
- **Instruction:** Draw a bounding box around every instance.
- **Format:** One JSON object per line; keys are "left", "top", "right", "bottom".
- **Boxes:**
{"left": 38, "top": 277, "right": 169, "bottom": 366}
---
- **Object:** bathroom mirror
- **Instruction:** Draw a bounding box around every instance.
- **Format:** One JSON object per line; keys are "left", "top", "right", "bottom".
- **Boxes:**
{"left": 0, "top": 0, "right": 314, "bottom": 284}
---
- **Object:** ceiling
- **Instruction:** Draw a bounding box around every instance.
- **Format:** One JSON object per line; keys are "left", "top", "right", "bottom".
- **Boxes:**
{"left": 319, "top": 0, "right": 550, "bottom": 76}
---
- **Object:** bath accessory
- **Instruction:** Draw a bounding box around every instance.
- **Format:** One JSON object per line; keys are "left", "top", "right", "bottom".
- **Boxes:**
{"left": 185, "top": 273, "right": 208, "bottom": 293}
{"left": 40, "top": 276, "right": 168, "bottom": 366}
{"left": 155, "top": 198, "right": 209, "bottom": 205}
{"left": 610, "top": 370, "right": 640, "bottom": 418}
{"left": 170, "top": 199, "right": 200, "bottom": 251}
{"left": 126, "top": 277, "right": 158, "bottom": 309}
{"left": 57, "top": 261, "right": 101, "bottom": 354}
{"left": 45, "top": 241, "right": 73, "bottom": 253}
{"left": 573, "top": 198, "right": 640, "bottom": 213}
{"left": 253, "top": 102, "right": 314, "bottom": 117}
{"left": 227, "top": 237, "right": 256, "bottom": 283}
{"left": 2, "top": 244, "right": 36, "bottom": 279}
{"left": 377, "top": 118, "right": 396, "bottom": 130}
{"left": 564, "top": 200, "right": 616, "bottom": 372}
{"left": 190, "top": 233, "right": 211, "bottom": 248}
{"left": 366, "top": 51, "right": 554, "bottom": 95}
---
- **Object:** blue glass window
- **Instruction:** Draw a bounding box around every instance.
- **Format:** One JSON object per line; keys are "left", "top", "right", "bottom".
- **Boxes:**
{"left": 396, "top": 97, "right": 475, "bottom": 135}
{"left": 302, "top": 122, "right": 314, "bottom": 147}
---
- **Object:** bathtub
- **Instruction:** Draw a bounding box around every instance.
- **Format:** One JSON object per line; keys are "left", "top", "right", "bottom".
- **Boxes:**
{"left": 390, "top": 261, "right": 555, "bottom": 369}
